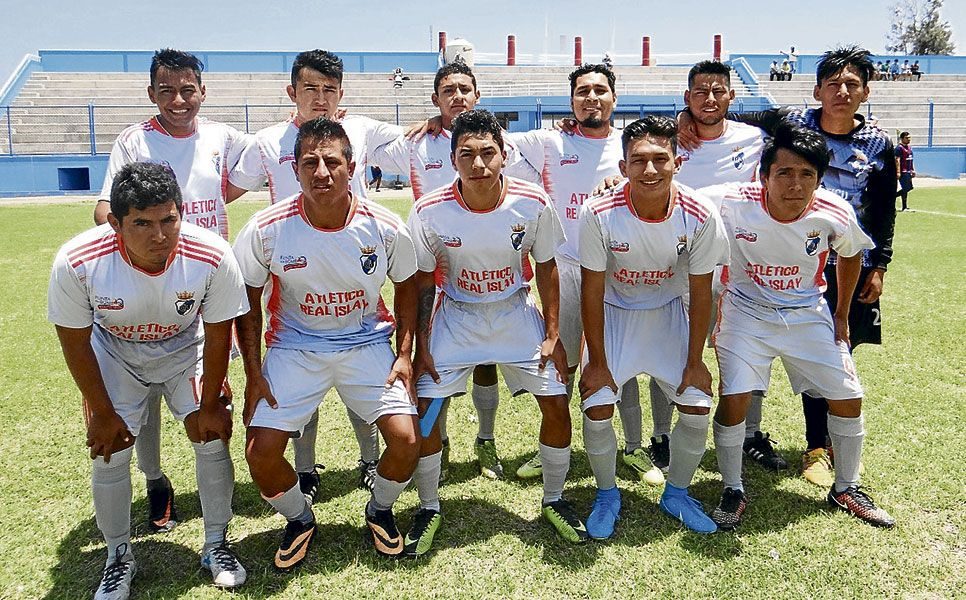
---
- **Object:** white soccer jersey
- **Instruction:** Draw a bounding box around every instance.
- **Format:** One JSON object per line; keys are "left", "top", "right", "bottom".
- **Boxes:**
{"left": 230, "top": 115, "right": 402, "bottom": 204}
{"left": 676, "top": 120, "right": 765, "bottom": 189}
{"left": 509, "top": 127, "right": 624, "bottom": 262}
{"left": 47, "top": 222, "right": 249, "bottom": 381}
{"left": 703, "top": 182, "right": 874, "bottom": 308}
{"left": 408, "top": 176, "right": 564, "bottom": 304}
{"left": 580, "top": 183, "right": 730, "bottom": 310}
{"left": 233, "top": 194, "right": 417, "bottom": 351}
{"left": 370, "top": 128, "right": 540, "bottom": 200}
{"left": 99, "top": 117, "right": 249, "bottom": 239}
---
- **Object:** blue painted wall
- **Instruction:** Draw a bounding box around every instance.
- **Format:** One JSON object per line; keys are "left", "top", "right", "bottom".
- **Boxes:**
{"left": 0, "top": 155, "right": 108, "bottom": 196}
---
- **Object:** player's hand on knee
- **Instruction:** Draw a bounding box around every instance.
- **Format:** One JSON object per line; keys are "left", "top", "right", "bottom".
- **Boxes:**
{"left": 197, "top": 401, "right": 233, "bottom": 443}
{"left": 592, "top": 175, "right": 625, "bottom": 197}
{"left": 677, "top": 361, "right": 713, "bottom": 397}
{"left": 413, "top": 351, "right": 441, "bottom": 385}
{"left": 86, "top": 409, "right": 131, "bottom": 463}
{"left": 857, "top": 269, "right": 884, "bottom": 304}
{"left": 386, "top": 355, "right": 417, "bottom": 403}
{"left": 675, "top": 111, "right": 701, "bottom": 151}
{"left": 540, "top": 336, "right": 569, "bottom": 385}
{"left": 578, "top": 362, "right": 618, "bottom": 401}
{"left": 833, "top": 314, "right": 851, "bottom": 349}
{"left": 242, "top": 375, "right": 277, "bottom": 428}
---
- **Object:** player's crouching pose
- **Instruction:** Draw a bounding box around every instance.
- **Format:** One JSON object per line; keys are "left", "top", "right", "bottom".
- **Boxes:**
{"left": 708, "top": 124, "right": 895, "bottom": 529}
{"left": 579, "top": 116, "right": 729, "bottom": 537}
{"left": 234, "top": 117, "right": 421, "bottom": 569}
{"left": 408, "top": 109, "right": 586, "bottom": 551}
{"left": 49, "top": 163, "right": 250, "bottom": 600}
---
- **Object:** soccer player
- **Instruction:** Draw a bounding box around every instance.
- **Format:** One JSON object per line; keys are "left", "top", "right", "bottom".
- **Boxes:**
{"left": 234, "top": 118, "right": 421, "bottom": 568}
{"left": 91, "top": 48, "right": 251, "bottom": 534}
{"left": 371, "top": 60, "right": 539, "bottom": 481}
{"left": 895, "top": 131, "right": 915, "bottom": 211}
{"left": 49, "top": 163, "right": 250, "bottom": 599}
{"left": 706, "top": 124, "right": 895, "bottom": 529}
{"left": 508, "top": 64, "right": 663, "bottom": 485}
{"left": 408, "top": 109, "right": 585, "bottom": 552}
{"left": 229, "top": 50, "right": 407, "bottom": 497}
{"left": 579, "top": 116, "right": 729, "bottom": 537}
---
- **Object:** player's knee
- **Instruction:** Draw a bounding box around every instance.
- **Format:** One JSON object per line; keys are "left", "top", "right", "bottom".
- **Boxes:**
{"left": 714, "top": 393, "right": 751, "bottom": 426}
{"left": 244, "top": 430, "right": 282, "bottom": 476}
{"left": 827, "top": 398, "right": 862, "bottom": 418}
{"left": 676, "top": 404, "right": 710, "bottom": 416}
{"left": 584, "top": 404, "right": 614, "bottom": 421}
{"left": 472, "top": 364, "right": 498, "bottom": 386}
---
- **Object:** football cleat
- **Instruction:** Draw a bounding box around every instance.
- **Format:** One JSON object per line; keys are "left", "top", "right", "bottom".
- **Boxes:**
{"left": 586, "top": 487, "right": 622, "bottom": 540}
{"left": 298, "top": 464, "right": 325, "bottom": 504}
{"left": 660, "top": 483, "right": 717, "bottom": 534}
{"left": 542, "top": 499, "right": 589, "bottom": 544}
{"left": 366, "top": 503, "right": 405, "bottom": 557}
{"left": 439, "top": 438, "right": 450, "bottom": 483}
{"left": 474, "top": 438, "right": 505, "bottom": 480}
{"left": 274, "top": 518, "right": 316, "bottom": 572}
{"left": 743, "top": 431, "right": 789, "bottom": 471}
{"left": 516, "top": 453, "right": 543, "bottom": 479}
{"left": 358, "top": 459, "right": 377, "bottom": 493}
{"left": 201, "top": 542, "right": 247, "bottom": 588}
{"left": 710, "top": 487, "right": 747, "bottom": 531}
{"left": 648, "top": 434, "right": 671, "bottom": 473}
{"left": 94, "top": 543, "right": 136, "bottom": 600}
{"left": 403, "top": 508, "right": 442, "bottom": 558}
{"left": 801, "top": 448, "right": 835, "bottom": 487}
{"left": 622, "top": 447, "right": 665, "bottom": 486}
{"left": 146, "top": 474, "right": 178, "bottom": 533}
{"left": 827, "top": 485, "right": 895, "bottom": 528}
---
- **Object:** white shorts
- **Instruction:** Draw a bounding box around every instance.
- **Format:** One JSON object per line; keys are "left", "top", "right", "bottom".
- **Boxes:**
{"left": 714, "top": 292, "right": 864, "bottom": 400}
{"left": 93, "top": 338, "right": 203, "bottom": 437}
{"left": 250, "top": 342, "right": 416, "bottom": 434}
{"left": 557, "top": 257, "right": 584, "bottom": 369}
{"left": 580, "top": 298, "right": 712, "bottom": 410}
{"left": 417, "top": 289, "right": 567, "bottom": 399}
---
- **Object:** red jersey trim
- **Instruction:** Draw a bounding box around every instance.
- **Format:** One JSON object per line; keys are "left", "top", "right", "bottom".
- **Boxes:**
{"left": 624, "top": 183, "right": 676, "bottom": 223}
{"left": 452, "top": 176, "right": 508, "bottom": 214}
{"left": 298, "top": 193, "right": 358, "bottom": 232}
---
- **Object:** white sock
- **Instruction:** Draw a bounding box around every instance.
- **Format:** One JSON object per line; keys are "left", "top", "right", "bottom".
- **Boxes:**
{"left": 347, "top": 408, "right": 380, "bottom": 463}
{"left": 828, "top": 413, "right": 865, "bottom": 492}
{"left": 649, "top": 378, "right": 673, "bottom": 438}
{"left": 618, "top": 379, "right": 643, "bottom": 452}
{"left": 92, "top": 445, "right": 134, "bottom": 562}
{"left": 439, "top": 398, "right": 451, "bottom": 441}
{"left": 667, "top": 412, "right": 709, "bottom": 489}
{"left": 371, "top": 471, "right": 411, "bottom": 512}
{"left": 539, "top": 443, "right": 571, "bottom": 504}
{"left": 413, "top": 452, "right": 442, "bottom": 511}
{"left": 713, "top": 420, "right": 745, "bottom": 492}
{"left": 135, "top": 394, "right": 163, "bottom": 481}
{"left": 265, "top": 482, "right": 313, "bottom": 524}
{"left": 293, "top": 409, "right": 319, "bottom": 473}
{"left": 193, "top": 440, "right": 234, "bottom": 549}
{"left": 583, "top": 414, "right": 617, "bottom": 490}
{"left": 472, "top": 383, "right": 499, "bottom": 440}
{"left": 744, "top": 391, "right": 765, "bottom": 439}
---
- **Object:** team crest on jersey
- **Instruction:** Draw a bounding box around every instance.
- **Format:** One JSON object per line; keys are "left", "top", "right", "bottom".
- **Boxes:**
{"left": 278, "top": 152, "right": 295, "bottom": 165}
{"left": 95, "top": 296, "right": 124, "bottom": 311}
{"left": 175, "top": 291, "right": 195, "bottom": 315}
{"left": 560, "top": 154, "right": 579, "bottom": 166}
{"left": 732, "top": 147, "right": 745, "bottom": 170}
{"left": 509, "top": 223, "right": 526, "bottom": 251}
{"left": 440, "top": 234, "right": 462, "bottom": 248}
{"left": 676, "top": 235, "right": 688, "bottom": 255}
{"left": 609, "top": 240, "right": 629, "bottom": 253}
{"left": 425, "top": 159, "right": 444, "bottom": 171}
{"left": 805, "top": 230, "right": 822, "bottom": 256}
{"left": 360, "top": 245, "right": 378, "bottom": 275}
{"left": 735, "top": 227, "right": 758, "bottom": 242}
{"left": 211, "top": 151, "right": 222, "bottom": 174}
{"left": 280, "top": 255, "right": 308, "bottom": 271}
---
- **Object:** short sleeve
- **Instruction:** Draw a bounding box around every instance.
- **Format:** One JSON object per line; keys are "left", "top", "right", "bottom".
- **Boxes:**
{"left": 98, "top": 138, "right": 134, "bottom": 201}
{"left": 229, "top": 135, "right": 268, "bottom": 191}
{"left": 232, "top": 217, "right": 272, "bottom": 287}
{"left": 578, "top": 207, "right": 608, "bottom": 272}
{"left": 200, "top": 251, "right": 250, "bottom": 323}
{"left": 365, "top": 119, "right": 405, "bottom": 161}
{"left": 687, "top": 211, "right": 731, "bottom": 275}
{"left": 530, "top": 200, "right": 566, "bottom": 264}
{"left": 369, "top": 135, "right": 411, "bottom": 176}
{"left": 406, "top": 209, "right": 438, "bottom": 272}
{"left": 504, "top": 137, "right": 541, "bottom": 183}
{"left": 47, "top": 249, "right": 94, "bottom": 328}
{"left": 830, "top": 205, "right": 875, "bottom": 258}
{"left": 505, "top": 130, "right": 549, "bottom": 174}
{"left": 385, "top": 221, "right": 419, "bottom": 283}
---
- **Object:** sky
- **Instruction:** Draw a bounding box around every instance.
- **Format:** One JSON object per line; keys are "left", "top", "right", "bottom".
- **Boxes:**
{"left": 2, "top": 0, "right": 965, "bottom": 84}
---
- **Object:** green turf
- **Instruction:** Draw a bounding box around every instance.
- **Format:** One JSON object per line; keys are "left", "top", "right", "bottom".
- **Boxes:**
{"left": 1, "top": 188, "right": 963, "bottom": 598}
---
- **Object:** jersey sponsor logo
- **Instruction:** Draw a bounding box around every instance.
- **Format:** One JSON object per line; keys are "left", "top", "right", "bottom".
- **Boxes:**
{"left": 608, "top": 240, "right": 630, "bottom": 253}
{"left": 278, "top": 152, "right": 295, "bottom": 165}
{"left": 175, "top": 290, "right": 196, "bottom": 315}
{"left": 211, "top": 151, "right": 222, "bottom": 174}
{"left": 360, "top": 245, "right": 378, "bottom": 275}
{"left": 439, "top": 234, "right": 462, "bottom": 248}
{"left": 509, "top": 223, "right": 526, "bottom": 251}
{"left": 425, "top": 159, "right": 444, "bottom": 171}
{"left": 281, "top": 255, "right": 308, "bottom": 271}
{"left": 676, "top": 234, "right": 688, "bottom": 255}
{"left": 805, "top": 230, "right": 822, "bottom": 256}
{"left": 735, "top": 227, "right": 758, "bottom": 242}
{"left": 559, "top": 154, "right": 579, "bottom": 166}
{"left": 95, "top": 296, "right": 125, "bottom": 311}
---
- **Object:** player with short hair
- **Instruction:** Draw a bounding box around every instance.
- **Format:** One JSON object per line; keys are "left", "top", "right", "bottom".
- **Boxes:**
{"left": 90, "top": 48, "right": 251, "bottom": 534}
{"left": 895, "top": 131, "right": 914, "bottom": 211}
{"left": 50, "top": 162, "right": 250, "bottom": 599}
{"left": 371, "top": 60, "right": 539, "bottom": 481}
{"left": 234, "top": 118, "right": 421, "bottom": 568}
{"left": 579, "top": 116, "right": 729, "bottom": 537}
{"left": 408, "top": 109, "right": 583, "bottom": 553}
{"left": 229, "top": 49, "right": 408, "bottom": 498}
{"left": 706, "top": 124, "right": 895, "bottom": 529}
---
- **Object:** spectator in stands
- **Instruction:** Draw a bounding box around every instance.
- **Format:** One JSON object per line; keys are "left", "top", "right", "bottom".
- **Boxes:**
{"left": 900, "top": 60, "right": 911, "bottom": 81}
{"left": 780, "top": 59, "right": 792, "bottom": 80}
{"left": 879, "top": 60, "right": 891, "bottom": 80}
{"left": 770, "top": 60, "right": 781, "bottom": 81}
{"left": 873, "top": 61, "right": 883, "bottom": 81}
{"left": 911, "top": 60, "right": 922, "bottom": 81}
{"left": 895, "top": 131, "right": 915, "bottom": 211}
{"left": 369, "top": 164, "right": 383, "bottom": 191}
{"left": 602, "top": 52, "right": 614, "bottom": 69}
{"left": 780, "top": 46, "right": 798, "bottom": 74}
{"left": 889, "top": 59, "right": 900, "bottom": 80}
{"left": 392, "top": 67, "right": 406, "bottom": 89}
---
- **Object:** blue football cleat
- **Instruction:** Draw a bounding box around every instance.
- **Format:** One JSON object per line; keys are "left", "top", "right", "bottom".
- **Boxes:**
{"left": 586, "top": 487, "right": 621, "bottom": 540}
{"left": 659, "top": 483, "right": 717, "bottom": 534}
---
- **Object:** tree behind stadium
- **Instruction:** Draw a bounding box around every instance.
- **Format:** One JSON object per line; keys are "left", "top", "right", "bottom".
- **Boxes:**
{"left": 887, "top": 0, "right": 956, "bottom": 55}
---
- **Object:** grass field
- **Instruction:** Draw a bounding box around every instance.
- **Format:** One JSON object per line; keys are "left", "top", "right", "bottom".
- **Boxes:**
{"left": 1, "top": 188, "right": 963, "bottom": 599}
